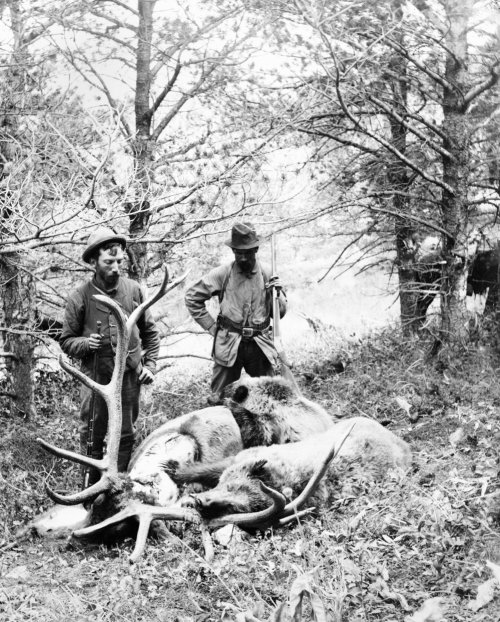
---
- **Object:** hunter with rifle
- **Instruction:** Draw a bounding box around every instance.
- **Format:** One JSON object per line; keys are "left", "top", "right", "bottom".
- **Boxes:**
{"left": 60, "top": 228, "right": 160, "bottom": 484}
{"left": 185, "top": 222, "right": 288, "bottom": 405}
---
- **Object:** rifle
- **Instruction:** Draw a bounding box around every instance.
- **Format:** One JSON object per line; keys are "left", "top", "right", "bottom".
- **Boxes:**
{"left": 83, "top": 320, "right": 102, "bottom": 489}
{"left": 271, "top": 234, "right": 301, "bottom": 395}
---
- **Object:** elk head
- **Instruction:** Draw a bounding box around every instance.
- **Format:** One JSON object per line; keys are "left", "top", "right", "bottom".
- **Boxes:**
{"left": 37, "top": 267, "right": 203, "bottom": 562}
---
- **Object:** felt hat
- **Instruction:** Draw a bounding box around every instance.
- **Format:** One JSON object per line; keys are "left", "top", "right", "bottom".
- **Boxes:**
{"left": 224, "top": 222, "right": 260, "bottom": 250}
{"left": 82, "top": 228, "right": 128, "bottom": 263}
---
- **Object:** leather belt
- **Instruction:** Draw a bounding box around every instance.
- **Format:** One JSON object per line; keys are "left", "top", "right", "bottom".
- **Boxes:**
{"left": 217, "top": 315, "right": 270, "bottom": 338}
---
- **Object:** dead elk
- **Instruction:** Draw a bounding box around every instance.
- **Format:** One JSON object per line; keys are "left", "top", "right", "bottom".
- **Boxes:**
{"left": 32, "top": 267, "right": 240, "bottom": 562}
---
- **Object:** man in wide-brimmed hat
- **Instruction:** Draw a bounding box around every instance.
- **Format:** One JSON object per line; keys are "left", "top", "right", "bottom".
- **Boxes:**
{"left": 60, "top": 227, "right": 160, "bottom": 479}
{"left": 185, "top": 222, "right": 286, "bottom": 404}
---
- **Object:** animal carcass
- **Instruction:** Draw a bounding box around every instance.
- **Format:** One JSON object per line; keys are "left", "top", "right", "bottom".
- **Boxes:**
{"left": 178, "top": 416, "right": 412, "bottom": 529}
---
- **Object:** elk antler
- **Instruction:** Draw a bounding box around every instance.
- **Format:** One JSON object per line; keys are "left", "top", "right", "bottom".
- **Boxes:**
{"left": 37, "top": 266, "right": 169, "bottom": 506}
{"left": 207, "top": 482, "right": 287, "bottom": 528}
{"left": 73, "top": 500, "right": 201, "bottom": 563}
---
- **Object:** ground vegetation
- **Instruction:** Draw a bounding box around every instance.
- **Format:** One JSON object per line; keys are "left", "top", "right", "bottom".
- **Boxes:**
{"left": 1, "top": 325, "right": 499, "bottom": 621}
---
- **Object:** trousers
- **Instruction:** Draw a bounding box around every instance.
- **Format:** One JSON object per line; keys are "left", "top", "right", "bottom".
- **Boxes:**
{"left": 210, "top": 338, "right": 275, "bottom": 403}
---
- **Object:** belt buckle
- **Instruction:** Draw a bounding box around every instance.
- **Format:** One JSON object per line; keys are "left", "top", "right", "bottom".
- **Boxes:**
{"left": 242, "top": 327, "right": 254, "bottom": 338}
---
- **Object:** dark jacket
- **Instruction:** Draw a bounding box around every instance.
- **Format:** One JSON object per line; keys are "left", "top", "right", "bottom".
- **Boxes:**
{"left": 60, "top": 276, "right": 160, "bottom": 374}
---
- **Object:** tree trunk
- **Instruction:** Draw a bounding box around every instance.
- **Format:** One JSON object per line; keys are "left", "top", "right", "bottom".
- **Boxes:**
{"left": 496, "top": 242, "right": 500, "bottom": 340}
{"left": 439, "top": 0, "right": 472, "bottom": 345}
{"left": 395, "top": 222, "right": 420, "bottom": 334}
{"left": 384, "top": 20, "right": 418, "bottom": 336}
{"left": 0, "top": 255, "right": 36, "bottom": 418}
{"left": 0, "top": 0, "right": 37, "bottom": 418}
{"left": 127, "top": 0, "right": 157, "bottom": 285}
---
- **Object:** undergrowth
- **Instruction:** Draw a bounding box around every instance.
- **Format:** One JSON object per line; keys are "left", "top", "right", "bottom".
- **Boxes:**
{"left": 1, "top": 326, "right": 500, "bottom": 621}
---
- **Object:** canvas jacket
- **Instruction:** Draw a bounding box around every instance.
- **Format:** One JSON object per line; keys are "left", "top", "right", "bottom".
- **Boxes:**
{"left": 60, "top": 276, "right": 160, "bottom": 374}
{"left": 185, "top": 261, "right": 286, "bottom": 367}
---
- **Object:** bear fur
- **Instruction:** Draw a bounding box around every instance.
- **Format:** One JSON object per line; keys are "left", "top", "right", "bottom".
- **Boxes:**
{"left": 222, "top": 376, "right": 333, "bottom": 447}
{"left": 181, "top": 416, "right": 412, "bottom": 519}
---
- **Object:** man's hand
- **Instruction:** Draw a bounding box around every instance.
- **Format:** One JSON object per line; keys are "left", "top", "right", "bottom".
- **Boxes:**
{"left": 138, "top": 367, "right": 155, "bottom": 385}
{"left": 88, "top": 333, "right": 103, "bottom": 351}
{"left": 266, "top": 275, "right": 283, "bottom": 292}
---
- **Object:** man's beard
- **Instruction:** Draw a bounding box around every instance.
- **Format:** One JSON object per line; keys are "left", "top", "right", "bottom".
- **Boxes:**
{"left": 236, "top": 258, "right": 255, "bottom": 273}
{"left": 106, "top": 274, "right": 119, "bottom": 284}
{"left": 99, "top": 270, "right": 119, "bottom": 286}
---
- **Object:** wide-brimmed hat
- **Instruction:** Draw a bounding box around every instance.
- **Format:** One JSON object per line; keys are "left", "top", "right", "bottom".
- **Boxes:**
{"left": 224, "top": 222, "right": 260, "bottom": 250}
{"left": 82, "top": 227, "right": 128, "bottom": 263}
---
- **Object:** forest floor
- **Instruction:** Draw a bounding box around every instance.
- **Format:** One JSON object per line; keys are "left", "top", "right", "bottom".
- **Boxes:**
{"left": 1, "top": 325, "right": 500, "bottom": 622}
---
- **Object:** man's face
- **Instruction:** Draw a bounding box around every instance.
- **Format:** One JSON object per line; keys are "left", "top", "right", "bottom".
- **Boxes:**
{"left": 233, "top": 247, "right": 258, "bottom": 273}
{"left": 92, "top": 246, "right": 125, "bottom": 287}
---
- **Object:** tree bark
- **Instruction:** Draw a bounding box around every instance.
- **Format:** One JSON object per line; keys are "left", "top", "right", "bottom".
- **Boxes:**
{"left": 0, "top": 0, "right": 37, "bottom": 418}
{"left": 439, "top": 0, "right": 473, "bottom": 345}
{"left": 0, "top": 256, "right": 36, "bottom": 418}
{"left": 127, "top": 0, "right": 158, "bottom": 285}
{"left": 383, "top": 24, "right": 419, "bottom": 335}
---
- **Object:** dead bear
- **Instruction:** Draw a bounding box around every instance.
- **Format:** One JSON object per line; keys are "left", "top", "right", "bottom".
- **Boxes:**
{"left": 180, "top": 416, "right": 412, "bottom": 519}
{"left": 222, "top": 376, "right": 333, "bottom": 447}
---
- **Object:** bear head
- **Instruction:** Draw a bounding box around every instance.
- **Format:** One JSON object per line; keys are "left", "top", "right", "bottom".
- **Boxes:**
{"left": 222, "top": 376, "right": 298, "bottom": 447}
{"left": 188, "top": 459, "right": 275, "bottom": 519}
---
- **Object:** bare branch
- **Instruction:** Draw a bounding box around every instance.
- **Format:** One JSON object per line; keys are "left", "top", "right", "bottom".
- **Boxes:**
{"left": 464, "top": 61, "right": 500, "bottom": 107}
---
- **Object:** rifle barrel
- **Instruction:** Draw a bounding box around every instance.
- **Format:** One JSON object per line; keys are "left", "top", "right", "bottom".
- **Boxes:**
{"left": 83, "top": 320, "right": 101, "bottom": 489}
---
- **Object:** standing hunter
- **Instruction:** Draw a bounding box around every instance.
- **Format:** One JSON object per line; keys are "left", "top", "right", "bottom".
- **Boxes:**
{"left": 60, "top": 228, "right": 160, "bottom": 479}
{"left": 185, "top": 222, "right": 286, "bottom": 404}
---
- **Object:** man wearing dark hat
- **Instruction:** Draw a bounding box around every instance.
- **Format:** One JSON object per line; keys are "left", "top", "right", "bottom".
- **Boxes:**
{"left": 60, "top": 227, "right": 160, "bottom": 476}
{"left": 185, "top": 222, "right": 286, "bottom": 404}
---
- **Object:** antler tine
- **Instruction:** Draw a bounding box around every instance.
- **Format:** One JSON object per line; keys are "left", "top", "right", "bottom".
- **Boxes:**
{"left": 128, "top": 503, "right": 200, "bottom": 563}
{"left": 208, "top": 482, "right": 287, "bottom": 529}
{"left": 282, "top": 423, "right": 356, "bottom": 517}
{"left": 278, "top": 507, "right": 316, "bottom": 526}
{"left": 58, "top": 355, "right": 104, "bottom": 396}
{"left": 45, "top": 480, "right": 111, "bottom": 506}
{"left": 73, "top": 506, "right": 141, "bottom": 538}
{"left": 126, "top": 265, "right": 169, "bottom": 330}
{"left": 37, "top": 438, "right": 102, "bottom": 470}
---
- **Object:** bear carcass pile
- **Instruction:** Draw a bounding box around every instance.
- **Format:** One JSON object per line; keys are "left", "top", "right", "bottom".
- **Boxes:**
{"left": 175, "top": 381, "right": 412, "bottom": 529}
